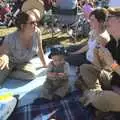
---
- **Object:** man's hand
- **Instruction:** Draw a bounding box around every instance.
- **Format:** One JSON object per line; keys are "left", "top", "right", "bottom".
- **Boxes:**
{"left": 0, "top": 54, "right": 9, "bottom": 70}
{"left": 98, "top": 47, "right": 114, "bottom": 66}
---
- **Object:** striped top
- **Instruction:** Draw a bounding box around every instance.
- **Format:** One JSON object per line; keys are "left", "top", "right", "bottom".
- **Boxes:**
{"left": 3, "top": 31, "right": 40, "bottom": 64}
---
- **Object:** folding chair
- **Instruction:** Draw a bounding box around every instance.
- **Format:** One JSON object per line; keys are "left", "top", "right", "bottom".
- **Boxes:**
{"left": 7, "top": 9, "right": 20, "bottom": 27}
{"left": 51, "top": 4, "right": 83, "bottom": 42}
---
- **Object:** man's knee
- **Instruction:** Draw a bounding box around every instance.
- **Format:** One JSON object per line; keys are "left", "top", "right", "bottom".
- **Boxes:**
{"left": 80, "top": 64, "right": 101, "bottom": 90}
{"left": 80, "top": 64, "right": 89, "bottom": 77}
{"left": 91, "top": 91, "right": 120, "bottom": 112}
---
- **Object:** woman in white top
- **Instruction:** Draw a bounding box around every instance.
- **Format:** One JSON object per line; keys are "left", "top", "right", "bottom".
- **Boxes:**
{"left": 65, "top": 8, "right": 110, "bottom": 68}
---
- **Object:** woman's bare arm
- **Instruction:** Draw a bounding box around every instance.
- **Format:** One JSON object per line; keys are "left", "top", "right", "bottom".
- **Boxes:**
{"left": 36, "top": 27, "right": 47, "bottom": 67}
{"left": 71, "top": 44, "right": 88, "bottom": 54}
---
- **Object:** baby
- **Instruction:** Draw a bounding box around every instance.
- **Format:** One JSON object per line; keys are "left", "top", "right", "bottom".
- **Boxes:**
{"left": 40, "top": 47, "right": 69, "bottom": 100}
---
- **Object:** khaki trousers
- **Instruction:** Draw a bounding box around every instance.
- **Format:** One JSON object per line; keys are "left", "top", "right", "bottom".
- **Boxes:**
{"left": 84, "top": 90, "right": 120, "bottom": 112}
{"left": 79, "top": 64, "right": 120, "bottom": 112}
{"left": 0, "top": 62, "right": 36, "bottom": 85}
{"left": 40, "top": 79, "right": 68, "bottom": 100}
{"left": 80, "top": 64, "right": 112, "bottom": 91}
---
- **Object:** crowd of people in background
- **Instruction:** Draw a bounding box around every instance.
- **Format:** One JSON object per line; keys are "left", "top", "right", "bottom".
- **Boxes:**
{"left": 0, "top": 0, "right": 25, "bottom": 26}
{"left": 0, "top": 0, "right": 110, "bottom": 27}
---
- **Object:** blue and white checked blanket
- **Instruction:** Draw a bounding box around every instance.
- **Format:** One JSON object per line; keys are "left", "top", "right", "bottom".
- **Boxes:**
{"left": 9, "top": 91, "right": 94, "bottom": 120}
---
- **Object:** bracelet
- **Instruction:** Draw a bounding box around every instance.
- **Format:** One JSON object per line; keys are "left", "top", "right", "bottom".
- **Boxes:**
{"left": 111, "top": 63, "right": 119, "bottom": 70}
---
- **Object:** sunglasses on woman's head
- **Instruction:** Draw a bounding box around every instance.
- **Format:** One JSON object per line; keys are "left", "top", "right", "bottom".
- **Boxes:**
{"left": 106, "top": 14, "right": 120, "bottom": 21}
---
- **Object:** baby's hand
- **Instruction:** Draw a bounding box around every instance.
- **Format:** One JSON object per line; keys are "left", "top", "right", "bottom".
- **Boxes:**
{"left": 47, "top": 72, "right": 57, "bottom": 80}
{"left": 58, "top": 73, "right": 65, "bottom": 76}
{"left": 58, "top": 73, "right": 67, "bottom": 79}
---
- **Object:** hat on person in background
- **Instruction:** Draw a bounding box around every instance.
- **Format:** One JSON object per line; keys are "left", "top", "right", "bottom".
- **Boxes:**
{"left": 21, "top": 0, "right": 44, "bottom": 20}
{"left": 107, "top": 7, "right": 120, "bottom": 16}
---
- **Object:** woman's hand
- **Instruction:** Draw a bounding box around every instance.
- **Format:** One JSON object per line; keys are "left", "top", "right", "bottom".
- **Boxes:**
{"left": 0, "top": 54, "right": 9, "bottom": 70}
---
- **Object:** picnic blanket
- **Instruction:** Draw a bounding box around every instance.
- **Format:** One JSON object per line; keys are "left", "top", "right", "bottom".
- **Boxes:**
{"left": 0, "top": 54, "right": 78, "bottom": 107}
{"left": 0, "top": 55, "right": 49, "bottom": 107}
{"left": 9, "top": 91, "right": 94, "bottom": 120}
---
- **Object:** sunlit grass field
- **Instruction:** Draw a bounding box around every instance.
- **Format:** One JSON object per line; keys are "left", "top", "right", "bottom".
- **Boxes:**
{"left": 0, "top": 27, "right": 16, "bottom": 37}
{"left": 0, "top": 27, "right": 87, "bottom": 47}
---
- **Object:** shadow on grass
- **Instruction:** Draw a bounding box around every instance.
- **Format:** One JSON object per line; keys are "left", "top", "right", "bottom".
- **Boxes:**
{"left": 42, "top": 35, "right": 88, "bottom": 54}
{"left": 43, "top": 36, "right": 70, "bottom": 47}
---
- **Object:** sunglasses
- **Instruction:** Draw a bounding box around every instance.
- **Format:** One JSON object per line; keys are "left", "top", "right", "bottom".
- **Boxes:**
{"left": 26, "top": 21, "right": 39, "bottom": 25}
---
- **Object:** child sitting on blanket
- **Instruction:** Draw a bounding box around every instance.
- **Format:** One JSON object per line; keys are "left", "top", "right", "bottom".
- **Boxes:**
{"left": 40, "top": 48, "right": 69, "bottom": 100}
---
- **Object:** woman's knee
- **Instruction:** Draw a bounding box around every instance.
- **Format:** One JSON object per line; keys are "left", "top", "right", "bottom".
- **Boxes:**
{"left": 10, "top": 70, "right": 36, "bottom": 80}
{"left": 0, "top": 69, "right": 10, "bottom": 85}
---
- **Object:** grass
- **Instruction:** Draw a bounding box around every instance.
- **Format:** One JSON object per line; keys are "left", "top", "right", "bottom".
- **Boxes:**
{"left": 0, "top": 27, "right": 17, "bottom": 37}
{"left": 0, "top": 27, "right": 87, "bottom": 48}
